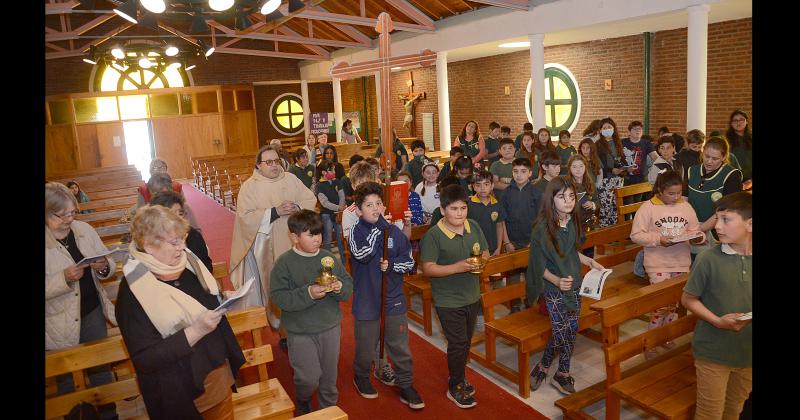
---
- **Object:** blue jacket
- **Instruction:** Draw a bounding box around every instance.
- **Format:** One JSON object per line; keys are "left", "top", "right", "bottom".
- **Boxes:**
{"left": 348, "top": 216, "right": 415, "bottom": 321}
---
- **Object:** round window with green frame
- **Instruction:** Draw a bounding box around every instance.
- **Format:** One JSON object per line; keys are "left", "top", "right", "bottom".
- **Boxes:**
{"left": 525, "top": 63, "right": 582, "bottom": 135}
{"left": 92, "top": 51, "right": 189, "bottom": 92}
{"left": 270, "top": 93, "right": 305, "bottom": 136}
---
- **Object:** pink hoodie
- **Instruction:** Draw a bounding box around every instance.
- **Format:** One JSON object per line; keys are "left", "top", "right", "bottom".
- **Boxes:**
{"left": 630, "top": 196, "right": 701, "bottom": 273}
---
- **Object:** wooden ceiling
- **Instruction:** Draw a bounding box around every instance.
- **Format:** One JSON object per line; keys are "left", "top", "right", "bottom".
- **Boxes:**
{"left": 45, "top": 0, "right": 531, "bottom": 61}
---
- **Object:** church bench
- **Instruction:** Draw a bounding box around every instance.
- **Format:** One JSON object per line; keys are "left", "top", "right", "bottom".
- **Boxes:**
{"left": 294, "top": 405, "right": 348, "bottom": 419}
{"left": 49, "top": 165, "right": 141, "bottom": 185}
{"left": 78, "top": 178, "right": 144, "bottom": 195}
{"left": 79, "top": 195, "right": 138, "bottom": 213}
{"left": 87, "top": 186, "right": 141, "bottom": 201}
{"left": 614, "top": 182, "right": 652, "bottom": 222}
{"left": 49, "top": 164, "right": 139, "bottom": 179}
{"left": 97, "top": 223, "right": 130, "bottom": 247}
{"left": 228, "top": 307, "right": 295, "bottom": 420}
{"left": 76, "top": 208, "right": 129, "bottom": 228}
{"left": 401, "top": 224, "right": 432, "bottom": 335}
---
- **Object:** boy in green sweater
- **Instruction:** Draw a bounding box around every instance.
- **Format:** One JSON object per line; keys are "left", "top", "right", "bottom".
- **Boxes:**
{"left": 288, "top": 148, "right": 316, "bottom": 190}
{"left": 270, "top": 210, "right": 354, "bottom": 415}
{"left": 532, "top": 150, "right": 562, "bottom": 214}
{"left": 681, "top": 192, "right": 751, "bottom": 420}
{"left": 556, "top": 130, "right": 577, "bottom": 175}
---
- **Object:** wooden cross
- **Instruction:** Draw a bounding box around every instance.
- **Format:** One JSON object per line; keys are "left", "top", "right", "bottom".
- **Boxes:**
{"left": 330, "top": 12, "right": 436, "bottom": 178}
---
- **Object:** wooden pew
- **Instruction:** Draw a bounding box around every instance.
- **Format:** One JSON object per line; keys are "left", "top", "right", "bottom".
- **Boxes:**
{"left": 402, "top": 224, "right": 433, "bottom": 335}
{"left": 555, "top": 274, "right": 697, "bottom": 420}
{"left": 76, "top": 208, "right": 129, "bottom": 228}
{"left": 472, "top": 222, "right": 647, "bottom": 398}
{"left": 228, "top": 307, "right": 295, "bottom": 420}
{"left": 294, "top": 405, "right": 348, "bottom": 419}
{"left": 79, "top": 195, "right": 138, "bottom": 213}
{"left": 614, "top": 182, "right": 652, "bottom": 222}
{"left": 97, "top": 223, "right": 130, "bottom": 247}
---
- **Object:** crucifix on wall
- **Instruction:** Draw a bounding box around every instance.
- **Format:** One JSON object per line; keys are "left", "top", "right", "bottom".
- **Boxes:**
{"left": 398, "top": 71, "right": 426, "bottom": 137}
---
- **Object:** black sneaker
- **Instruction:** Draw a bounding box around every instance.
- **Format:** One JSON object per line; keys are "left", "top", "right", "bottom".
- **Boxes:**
{"left": 296, "top": 399, "right": 312, "bottom": 416}
{"left": 551, "top": 373, "right": 576, "bottom": 394}
{"left": 354, "top": 377, "right": 378, "bottom": 399}
{"left": 400, "top": 386, "right": 425, "bottom": 410}
{"left": 374, "top": 363, "right": 396, "bottom": 386}
{"left": 447, "top": 383, "right": 477, "bottom": 409}
{"left": 529, "top": 363, "right": 548, "bottom": 391}
{"left": 279, "top": 337, "right": 288, "bottom": 351}
{"left": 462, "top": 379, "right": 475, "bottom": 397}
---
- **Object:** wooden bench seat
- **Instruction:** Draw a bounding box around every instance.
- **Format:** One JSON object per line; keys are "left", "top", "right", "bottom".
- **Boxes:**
{"left": 76, "top": 208, "right": 129, "bottom": 227}
{"left": 294, "top": 405, "right": 348, "bottom": 419}
{"left": 79, "top": 195, "right": 137, "bottom": 213}
{"left": 403, "top": 273, "right": 433, "bottom": 336}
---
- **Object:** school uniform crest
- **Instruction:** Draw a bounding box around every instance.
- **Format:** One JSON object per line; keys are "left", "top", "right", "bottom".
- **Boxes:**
{"left": 307, "top": 170, "right": 313, "bottom": 177}
{"left": 491, "top": 211, "right": 499, "bottom": 222}
{"left": 396, "top": 150, "right": 402, "bottom": 155}
{"left": 711, "top": 192, "right": 723, "bottom": 202}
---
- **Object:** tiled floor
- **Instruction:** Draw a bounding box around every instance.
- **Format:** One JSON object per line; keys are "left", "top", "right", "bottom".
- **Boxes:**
{"left": 405, "top": 267, "right": 686, "bottom": 419}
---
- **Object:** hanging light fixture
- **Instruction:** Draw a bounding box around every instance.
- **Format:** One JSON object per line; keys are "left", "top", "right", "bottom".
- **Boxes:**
{"left": 139, "top": 12, "right": 159, "bottom": 30}
{"left": 138, "top": 56, "right": 154, "bottom": 69}
{"left": 209, "top": 0, "right": 235, "bottom": 12}
{"left": 288, "top": 0, "right": 305, "bottom": 13}
{"left": 198, "top": 40, "right": 215, "bottom": 57}
{"left": 113, "top": 0, "right": 138, "bottom": 23}
{"left": 260, "top": 0, "right": 281, "bottom": 15}
{"left": 191, "top": 14, "right": 210, "bottom": 33}
{"left": 111, "top": 46, "right": 126, "bottom": 59}
{"left": 186, "top": 64, "right": 197, "bottom": 71}
{"left": 112, "top": 62, "right": 127, "bottom": 72}
{"left": 140, "top": 0, "right": 166, "bottom": 14}
{"left": 235, "top": 9, "right": 254, "bottom": 30}
{"left": 165, "top": 45, "right": 179, "bottom": 56}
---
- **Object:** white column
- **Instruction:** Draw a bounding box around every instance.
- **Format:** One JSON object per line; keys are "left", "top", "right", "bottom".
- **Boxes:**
{"left": 300, "top": 80, "right": 310, "bottom": 140}
{"left": 374, "top": 71, "right": 382, "bottom": 137}
{"left": 332, "top": 77, "right": 344, "bottom": 142}
{"left": 529, "top": 33, "right": 546, "bottom": 130}
{"left": 436, "top": 51, "right": 451, "bottom": 151}
{"left": 687, "top": 4, "right": 709, "bottom": 132}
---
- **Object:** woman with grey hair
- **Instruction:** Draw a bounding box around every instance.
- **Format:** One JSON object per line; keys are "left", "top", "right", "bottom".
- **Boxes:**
{"left": 45, "top": 182, "right": 118, "bottom": 416}
{"left": 270, "top": 138, "right": 290, "bottom": 169}
{"left": 116, "top": 205, "right": 245, "bottom": 418}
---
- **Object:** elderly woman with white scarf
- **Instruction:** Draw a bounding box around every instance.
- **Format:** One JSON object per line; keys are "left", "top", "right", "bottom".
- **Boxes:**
{"left": 116, "top": 205, "right": 245, "bottom": 420}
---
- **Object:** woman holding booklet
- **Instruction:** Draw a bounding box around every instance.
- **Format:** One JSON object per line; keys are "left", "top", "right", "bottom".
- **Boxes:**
{"left": 115, "top": 205, "right": 245, "bottom": 419}
{"left": 45, "top": 182, "right": 119, "bottom": 417}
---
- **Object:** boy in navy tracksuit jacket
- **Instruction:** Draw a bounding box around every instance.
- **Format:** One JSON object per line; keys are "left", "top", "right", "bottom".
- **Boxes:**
{"left": 348, "top": 182, "right": 425, "bottom": 409}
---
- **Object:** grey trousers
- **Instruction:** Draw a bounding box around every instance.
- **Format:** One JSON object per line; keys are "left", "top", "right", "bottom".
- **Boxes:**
{"left": 287, "top": 325, "right": 341, "bottom": 408}
{"left": 353, "top": 314, "right": 413, "bottom": 388}
{"left": 56, "top": 305, "right": 113, "bottom": 394}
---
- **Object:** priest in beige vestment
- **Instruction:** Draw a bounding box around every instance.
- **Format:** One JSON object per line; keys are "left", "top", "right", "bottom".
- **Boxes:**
{"left": 229, "top": 146, "right": 317, "bottom": 328}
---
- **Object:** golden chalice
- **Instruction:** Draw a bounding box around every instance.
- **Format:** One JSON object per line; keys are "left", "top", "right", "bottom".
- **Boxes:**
{"left": 466, "top": 243, "right": 487, "bottom": 274}
{"left": 315, "top": 256, "right": 338, "bottom": 293}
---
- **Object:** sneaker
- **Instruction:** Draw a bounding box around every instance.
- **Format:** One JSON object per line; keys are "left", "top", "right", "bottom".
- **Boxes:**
{"left": 529, "top": 363, "right": 548, "bottom": 391}
{"left": 662, "top": 340, "right": 677, "bottom": 350}
{"left": 400, "top": 386, "right": 425, "bottom": 410}
{"left": 296, "top": 400, "right": 312, "bottom": 416}
{"left": 510, "top": 302, "right": 523, "bottom": 314}
{"left": 644, "top": 349, "right": 659, "bottom": 360}
{"left": 447, "top": 383, "right": 477, "bottom": 409}
{"left": 375, "top": 363, "right": 396, "bottom": 386}
{"left": 551, "top": 373, "right": 576, "bottom": 395}
{"left": 462, "top": 379, "right": 475, "bottom": 397}
{"left": 353, "top": 377, "right": 378, "bottom": 399}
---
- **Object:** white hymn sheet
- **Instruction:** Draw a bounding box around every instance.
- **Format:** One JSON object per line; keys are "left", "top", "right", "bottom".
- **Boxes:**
{"left": 214, "top": 277, "right": 255, "bottom": 313}
{"left": 76, "top": 246, "right": 124, "bottom": 266}
{"left": 579, "top": 268, "right": 614, "bottom": 300}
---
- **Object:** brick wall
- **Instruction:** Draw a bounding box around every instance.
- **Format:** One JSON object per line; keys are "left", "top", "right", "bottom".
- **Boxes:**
{"left": 341, "top": 77, "right": 378, "bottom": 143}
{"left": 391, "top": 69, "right": 439, "bottom": 146}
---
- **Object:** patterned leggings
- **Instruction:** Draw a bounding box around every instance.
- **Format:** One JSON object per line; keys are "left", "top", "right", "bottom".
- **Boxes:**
{"left": 647, "top": 271, "right": 682, "bottom": 329}
{"left": 538, "top": 289, "right": 581, "bottom": 374}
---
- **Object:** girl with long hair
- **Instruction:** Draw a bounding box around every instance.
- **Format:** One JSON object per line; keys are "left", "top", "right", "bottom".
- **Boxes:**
{"left": 725, "top": 110, "right": 752, "bottom": 183}
{"left": 578, "top": 138, "right": 603, "bottom": 188}
{"left": 595, "top": 117, "right": 626, "bottom": 226}
{"left": 453, "top": 120, "right": 487, "bottom": 165}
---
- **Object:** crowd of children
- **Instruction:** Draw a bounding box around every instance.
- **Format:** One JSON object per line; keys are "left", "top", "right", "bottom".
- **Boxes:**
{"left": 260, "top": 113, "right": 751, "bottom": 416}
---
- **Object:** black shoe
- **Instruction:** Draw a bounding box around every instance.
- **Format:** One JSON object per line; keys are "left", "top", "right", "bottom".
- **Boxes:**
{"left": 296, "top": 399, "right": 312, "bottom": 416}
{"left": 354, "top": 377, "right": 378, "bottom": 399}
{"left": 462, "top": 379, "right": 475, "bottom": 397}
{"left": 551, "top": 373, "right": 576, "bottom": 395}
{"left": 510, "top": 302, "right": 523, "bottom": 314}
{"left": 447, "top": 383, "right": 477, "bottom": 409}
{"left": 374, "top": 363, "right": 397, "bottom": 386}
{"left": 279, "top": 337, "right": 288, "bottom": 351}
{"left": 529, "top": 363, "right": 548, "bottom": 391}
{"left": 400, "top": 386, "right": 425, "bottom": 410}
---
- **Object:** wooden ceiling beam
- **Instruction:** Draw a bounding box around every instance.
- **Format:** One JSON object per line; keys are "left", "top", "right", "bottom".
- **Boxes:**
{"left": 215, "top": 47, "right": 329, "bottom": 60}
{"left": 207, "top": 20, "right": 369, "bottom": 49}
{"left": 385, "top": 0, "right": 436, "bottom": 27}
{"left": 467, "top": 0, "right": 530, "bottom": 11}
{"left": 277, "top": 26, "right": 330, "bottom": 57}
{"left": 296, "top": 8, "right": 434, "bottom": 33}
{"left": 45, "top": 0, "right": 80, "bottom": 15}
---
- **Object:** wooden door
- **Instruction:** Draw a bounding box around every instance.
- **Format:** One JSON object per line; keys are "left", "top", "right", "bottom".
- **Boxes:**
{"left": 151, "top": 114, "right": 225, "bottom": 179}
{"left": 76, "top": 125, "right": 101, "bottom": 169}
{"left": 95, "top": 122, "right": 128, "bottom": 167}
{"left": 224, "top": 111, "right": 258, "bottom": 154}
{"left": 45, "top": 125, "right": 78, "bottom": 175}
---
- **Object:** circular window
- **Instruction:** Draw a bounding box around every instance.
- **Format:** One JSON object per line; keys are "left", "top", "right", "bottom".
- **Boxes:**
{"left": 270, "top": 93, "right": 305, "bottom": 136}
{"left": 525, "top": 63, "right": 581, "bottom": 135}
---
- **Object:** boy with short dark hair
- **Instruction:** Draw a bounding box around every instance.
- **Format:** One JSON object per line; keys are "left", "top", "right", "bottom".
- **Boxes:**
{"left": 289, "top": 148, "right": 316, "bottom": 190}
{"left": 490, "top": 138, "right": 516, "bottom": 201}
{"left": 500, "top": 158, "right": 538, "bottom": 253}
{"left": 500, "top": 126, "right": 512, "bottom": 140}
{"left": 270, "top": 210, "right": 354, "bottom": 415}
{"left": 647, "top": 136, "right": 683, "bottom": 185}
{"left": 420, "top": 184, "right": 489, "bottom": 409}
{"left": 680, "top": 192, "right": 751, "bottom": 420}
{"left": 315, "top": 160, "right": 346, "bottom": 262}
{"left": 622, "top": 121, "right": 658, "bottom": 185}
{"left": 532, "top": 151, "right": 562, "bottom": 214}
{"left": 484, "top": 122, "right": 502, "bottom": 166}
{"left": 556, "top": 130, "right": 577, "bottom": 175}
{"left": 675, "top": 129, "right": 704, "bottom": 179}
{"left": 348, "top": 182, "right": 424, "bottom": 409}
{"left": 403, "top": 140, "right": 433, "bottom": 188}
{"left": 453, "top": 156, "right": 475, "bottom": 197}
{"left": 469, "top": 171, "right": 506, "bottom": 256}
{"left": 515, "top": 122, "right": 534, "bottom": 150}
{"left": 438, "top": 146, "right": 464, "bottom": 182}
{"left": 341, "top": 154, "right": 365, "bottom": 205}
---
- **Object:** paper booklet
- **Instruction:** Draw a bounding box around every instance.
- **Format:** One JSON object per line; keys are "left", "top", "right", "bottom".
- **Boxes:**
{"left": 76, "top": 246, "right": 124, "bottom": 266}
{"left": 214, "top": 277, "right": 255, "bottom": 313}
{"left": 737, "top": 312, "right": 752, "bottom": 321}
{"left": 579, "top": 268, "right": 614, "bottom": 300}
{"left": 576, "top": 191, "right": 586, "bottom": 202}
{"left": 669, "top": 231, "right": 704, "bottom": 243}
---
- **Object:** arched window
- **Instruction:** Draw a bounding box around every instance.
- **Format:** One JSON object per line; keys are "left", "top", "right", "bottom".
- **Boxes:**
{"left": 270, "top": 93, "right": 304, "bottom": 136}
{"left": 93, "top": 51, "right": 188, "bottom": 92}
{"left": 525, "top": 63, "right": 582, "bottom": 135}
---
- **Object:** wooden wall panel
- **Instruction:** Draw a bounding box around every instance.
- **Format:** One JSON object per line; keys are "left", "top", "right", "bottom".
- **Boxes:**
{"left": 151, "top": 115, "right": 225, "bottom": 179}
{"left": 76, "top": 125, "right": 101, "bottom": 169}
{"left": 45, "top": 125, "right": 78, "bottom": 176}
{"left": 224, "top": 111, "right": 259, "bottom": 155}
{"left": 95, "top": 122, "right": 128, "bottom": 167}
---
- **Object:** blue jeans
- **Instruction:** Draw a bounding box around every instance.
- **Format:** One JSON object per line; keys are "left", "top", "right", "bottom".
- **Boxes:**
{"left": 321, "top": 213, "right": 346, "bottom": 262}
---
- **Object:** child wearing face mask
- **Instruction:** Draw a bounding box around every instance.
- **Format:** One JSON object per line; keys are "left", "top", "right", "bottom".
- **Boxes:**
{"left": 315, "top": 160, "right": 347, "bottom": 262}
{"left": 595, "top": 118, "right": 626, "bottom": 227}
{"left": 403, "top": 140, "right": 434, "bottom": 188}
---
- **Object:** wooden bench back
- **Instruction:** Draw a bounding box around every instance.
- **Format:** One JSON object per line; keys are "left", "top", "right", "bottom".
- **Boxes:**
{"left": 614, "top": 182, "right": 652, "bottom": 222}
{"left": 409, "top": 223, "right": 431, "bottom": 241}
{"left": 227, "top": 306, "right": 273, "bottom": 382}
{"left": 45, "top": 336, "right": 137, "bottom": 419}
{"left": 78, "top": 195, "right": 137, "bottom": 213}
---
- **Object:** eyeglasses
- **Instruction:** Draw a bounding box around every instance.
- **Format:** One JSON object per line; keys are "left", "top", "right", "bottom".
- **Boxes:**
{"left": 52, "top": 210, "right": 78, "bottom": 221}
{"left": 731, "top": 118, "right": 746, "bottom": 123}
{"left": 259, "top": 159, "right": 283, "bottom": 166}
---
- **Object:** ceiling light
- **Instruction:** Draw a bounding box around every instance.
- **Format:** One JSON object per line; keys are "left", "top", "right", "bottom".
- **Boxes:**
{"left": 288, "top": 0, "right": 305, "bottom": 13}
{"left": 139, "top": 57, "right": 153, "bottom": 69}
{"left": 235, "top": 12, "right": 254, "bottom": 30}
{"left": 209, "top": 0, "right": 235, "bottom": 12}
{"left": 140, "top": 0, "right": 166, "bottom": 14}
{"left": 113, "top": 0, "right": 138, "bottom": 23}
{"left": 111, "top": 47, "right": 125, "bottom": 59}
{"left": 260, "top": 0, "right": 281, "bottom": 15}
{"left": 139, "top": 12, "right": 159, "bottom": 30}
{"left": 167, "top": 61, "right": 182, "bottom": 70}
{"left": 391, "top": 67, "right": 401, "bottom": 71}
{"left": 266, "top": 9, "right": 283, "bottom": 21}
{"left": 191, "top": 15, "right": 210, "bottom": 33}
{"left": 112, "top": 62, "right": 126, "bottom": 72}
{"left": 165, "top": 45, "right": 179, "bottom": 56}
{"left": 186, "top": 64, "right": 196, "bottom": 71}
{"left": 198, "top": 40, "right": 215, "bottom": 57}
{"left": 83, "top": 58, "right": 97, "bottom": 65}
{"left": 498, "top": 41, "right": 530, "bottom": 48}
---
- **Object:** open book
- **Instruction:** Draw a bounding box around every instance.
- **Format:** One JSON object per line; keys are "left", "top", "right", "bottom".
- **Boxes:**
{"left": 76, "top": 246, "right": 124, "bottom": 266}
{"left": 214, "top": 277, "right": 255, "bottom": 313}
{"left": 579, "top": 268, "right": 614, "bottom": 300}
{"left": 669, "top": 231, "right": 705, "bottom": 243}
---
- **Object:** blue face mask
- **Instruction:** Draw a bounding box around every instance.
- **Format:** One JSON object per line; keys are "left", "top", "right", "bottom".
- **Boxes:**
{"left": 601, "top": 128, "right": 614, "bottom": 138}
